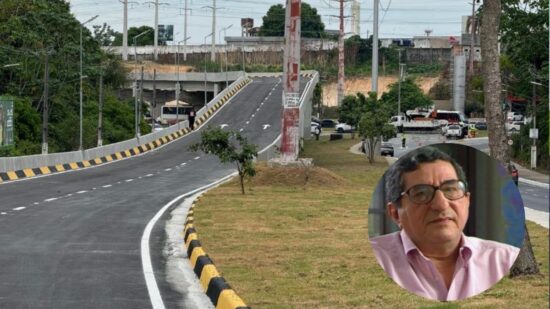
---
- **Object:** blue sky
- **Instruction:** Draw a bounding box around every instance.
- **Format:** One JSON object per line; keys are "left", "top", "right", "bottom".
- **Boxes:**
{"left": 69, "top": 0, "right": 473, "bottom": 45}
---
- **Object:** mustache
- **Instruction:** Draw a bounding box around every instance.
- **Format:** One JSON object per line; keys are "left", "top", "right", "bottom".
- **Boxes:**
{"left": 427, "top": 214, "right": 456, "bottom": 223}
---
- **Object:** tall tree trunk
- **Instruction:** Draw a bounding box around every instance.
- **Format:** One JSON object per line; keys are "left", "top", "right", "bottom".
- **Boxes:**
{"left": 480, "top": 0, "right": 539, "bottom": 277}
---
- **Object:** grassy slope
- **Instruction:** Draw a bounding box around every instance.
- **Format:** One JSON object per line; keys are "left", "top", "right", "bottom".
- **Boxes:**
{"left": 192, "top": 136, "right": 549, "bottom": 308}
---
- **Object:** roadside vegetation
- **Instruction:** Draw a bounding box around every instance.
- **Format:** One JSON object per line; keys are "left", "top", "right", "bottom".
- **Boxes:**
{"left": 192, "top": 136, "right": 549, "bottom": 308}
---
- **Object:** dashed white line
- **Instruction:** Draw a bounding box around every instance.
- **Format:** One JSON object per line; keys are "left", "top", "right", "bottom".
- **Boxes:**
{"left": 125, "top": 179, "right": 134, "bottom": 182}
{"left": 145, "top": 174, "right": 154, "bottom": 177}
{"left": 33, "top": 202, "right": 39, "bottom": 205}
{"left": 13, "top": 207, "right": 26, "bottom": 211}
{"left": 76, "top": 190, "right": 88, "bottom": 194}
{"left": 194, "top": 157, "right": 200, "bottom": 160}
{"left": 239, "top": 128, "right": 244, "bottom": 132}
{"left": 164, "top": 168, "right": 172, "bottom": 172}
{"left": 102, "top": 184, "right": 113, "bottom": 188}
{"left": 245, "top": 121, "right": 249, "bottom": 125}
{"left": 180, "top": 163, "right": 186, "bottom": 166}
{"left": 44, "top": 198, "right": 58, "bottom": 202}
{"left": 1, "top": 212, "right": 7, "bottom": 215}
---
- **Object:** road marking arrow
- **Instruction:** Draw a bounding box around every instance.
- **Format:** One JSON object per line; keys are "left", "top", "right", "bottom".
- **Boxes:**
{"left": 263, "top": 124, "right": 271, "bottom": 130}
{"left": 220, "top": 124, "right": 229, "bottom": 129}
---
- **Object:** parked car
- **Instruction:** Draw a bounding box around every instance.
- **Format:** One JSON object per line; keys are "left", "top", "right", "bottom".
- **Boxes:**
{"left": 507, "top": 112, "right": 524, "bottom": 122}
{"left": 310, "top": 122, "right": 321, "bottom": 136}
{"left": 508, "top": 163, "right": 519, "bottom": 186}
{"left": 380, "top": 142, "right": 394, "bottom": 156}
{"left": 445, "top": 124, "right": 462, "bottom": 139}
{"left": 320, "top": 119, "right": 337, "bottom": 128}
{"left": 311, "top": 116, "right": 321, "bottom": 125}
{"left": 152, "top": 123, "right": 164, "bottom": 132}
{"left": 335, "top": 122, "right": 353, "bottom": 133}
{"left": 474, "top": 122, "right": 487, "bottom": 130}
{"left": 506, "top": 121, "right": 522, "bottom": 133}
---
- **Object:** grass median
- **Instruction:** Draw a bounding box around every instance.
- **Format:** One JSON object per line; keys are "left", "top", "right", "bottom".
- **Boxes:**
{"left": 192, "top": 135, "right": 549, "bottom": 308}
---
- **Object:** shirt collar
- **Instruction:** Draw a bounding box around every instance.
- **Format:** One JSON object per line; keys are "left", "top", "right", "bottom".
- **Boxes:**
{"left": 399, "top": 229, "right": 474, "bottom": 262}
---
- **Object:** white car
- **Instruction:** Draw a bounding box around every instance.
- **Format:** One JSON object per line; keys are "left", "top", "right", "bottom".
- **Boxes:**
{"left": 153, "top": 123, "right": 164, "bottom": 132}
{"left": 445, "top": 124, "right": 462, "bottom": 138}
{"left": 335, "top": 122, "right": 353, "bottom": 133}
{"left": 310, "top": 122, "right": 321, "bottom": 136}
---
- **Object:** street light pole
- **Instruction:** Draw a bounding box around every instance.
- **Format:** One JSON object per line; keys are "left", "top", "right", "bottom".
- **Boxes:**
{"left": 529, "top": 81, "right": 542, "bottom": 169}
{"left": 219, "top": 24, "right": 233, "bottom": 87}
{"left": 204, "top": 32, "right": 213, "bottom": 106}
{"left": 176, "top": 36, "right": 191, "bottom": 129}
{"left": 133, "top": 29, "right": 152, "bottom": 139}
{"left": 79, "top": 15, "right": 98, "bottom": 151}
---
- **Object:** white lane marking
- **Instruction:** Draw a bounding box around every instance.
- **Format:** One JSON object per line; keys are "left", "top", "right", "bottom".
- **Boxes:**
{"left": 102, "top": 184, "right": 112, "bottom": 188}
{"left": 125, "top": 179, "right": 134, "bottom": 182}
{"left": 194, "top": 157, "right": 200, "bottom": 160}
{"left": 145, "top": 174, "right": 154, "bottom": 177}
{"left": 141, "top": 172, "right": 238, "bottom": 309}
{"left": 76, "top": 190, "right": 87, "bottom": 194}
{"left": 245, "top": 121, "right": 249, "bottom": 125}
{"left": 164, "top": 168, "right": 172, "bottom": 172}
{"left": 263, "top": 124, "right": 271, "bottom": 130}
{"left": 1, "top": 212, "right": 7, "bottom": 215}
{"left": 33, "top": 202, "right": 39, "bottom": 205}
{"left": 220, "top": 124, "right": 229, "bottom": 129}
{"left": 65, "top": 194, "right": 73, "bottom": 198}
{"left": 239, "top": 128, "right": 244, "bottom": 132}
{"left": 257, "top": 108, "right": 260, "bottom": 111}
{"left": 13, "top": 207, "right": 26, "bottom": 211}
{"left": 180, "top": 163, "right": 186, "bottom": 166}
{"left": 251, "top": 114, "right": 255, "bottom": 118}
{"left": 44, "top": 198, "right": 58, "bottom": 202}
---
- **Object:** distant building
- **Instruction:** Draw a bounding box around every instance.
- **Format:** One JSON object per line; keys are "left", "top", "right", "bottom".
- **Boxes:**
{"left": 380, "top": 38, "right": 414, "bottom": 48}
{"left": 412, "top": 36, "right": 453, "bottom": 49}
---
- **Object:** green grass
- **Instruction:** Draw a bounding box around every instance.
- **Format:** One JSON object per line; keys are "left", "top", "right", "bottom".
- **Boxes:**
{"left": 192, "top": 136, "right": 549, "bottom": 308}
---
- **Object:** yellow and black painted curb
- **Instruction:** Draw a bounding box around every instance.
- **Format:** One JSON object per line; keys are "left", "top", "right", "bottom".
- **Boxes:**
{"left": 184, "top": 198, "right": 250, "bottom": 309}
{"left": 0, "top": 79, "right": 251, "bottom": 184}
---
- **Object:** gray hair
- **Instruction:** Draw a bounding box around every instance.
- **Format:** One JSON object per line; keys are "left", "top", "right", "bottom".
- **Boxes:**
{"left": 385, "top": 146, "right": 468, "bottom": 206}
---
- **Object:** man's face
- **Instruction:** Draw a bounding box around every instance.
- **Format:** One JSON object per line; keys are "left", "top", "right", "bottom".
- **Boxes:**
{"left": 388, "top": 160, "right": 470, "bottom": 252}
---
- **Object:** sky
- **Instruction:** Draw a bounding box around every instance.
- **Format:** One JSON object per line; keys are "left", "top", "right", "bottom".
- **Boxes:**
{"left": 69, "top": 0, "right": 473, "bottom": 45}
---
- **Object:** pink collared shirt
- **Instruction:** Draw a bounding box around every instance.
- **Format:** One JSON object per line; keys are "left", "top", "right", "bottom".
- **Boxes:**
{"left": 370, "top": 230, "right": 520, "bottom": 301}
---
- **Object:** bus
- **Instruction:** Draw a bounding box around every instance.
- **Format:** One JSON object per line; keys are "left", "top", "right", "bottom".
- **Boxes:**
{"left": 159, "top": 100, "right": 193, "bottom": 125}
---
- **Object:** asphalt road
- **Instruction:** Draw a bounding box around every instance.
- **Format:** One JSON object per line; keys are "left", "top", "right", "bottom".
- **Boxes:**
{"left": 0, "top": 76, "right": 304, "bottom": 308}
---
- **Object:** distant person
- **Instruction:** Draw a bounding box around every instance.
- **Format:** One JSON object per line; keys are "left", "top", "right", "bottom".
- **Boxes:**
{"left": 370, "top": 146, "right": 520, "bottom": 301}
{"left": 188, "top": 108, "right": 196, "bottom": 130}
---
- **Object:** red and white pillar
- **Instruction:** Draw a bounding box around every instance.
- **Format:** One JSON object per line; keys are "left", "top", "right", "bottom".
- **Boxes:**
{"left": 281, "top": 0, "right": 301, "bottom": 161}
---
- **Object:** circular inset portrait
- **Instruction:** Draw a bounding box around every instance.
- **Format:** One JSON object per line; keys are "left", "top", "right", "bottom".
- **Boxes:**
{"left": 368, "top": 143, "right": 524, "bottom": 301}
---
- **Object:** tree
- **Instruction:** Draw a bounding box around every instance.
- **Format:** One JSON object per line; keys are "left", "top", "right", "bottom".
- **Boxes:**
{"left": 258, "top": 2, "right": 326, "bottom": 38}
{"left": 357, "top": 93, "right": 395, "bottom": 163}
{"left": 337, "top": 94, "right": 366, "bottom": 139}
{"left": 481, "top": 0, "right": 540, "bottom": 277}
{"left": 190, "top": 127, "right": 258, "bottom": 194}
{"left": 379, "top": 78, "right": 433, "bottom": 115}
{"left": 112, "top": 26, "right": 154, "bottom": 46}
{"left": 93, "top": 23, "right": 119, "bottom": 46}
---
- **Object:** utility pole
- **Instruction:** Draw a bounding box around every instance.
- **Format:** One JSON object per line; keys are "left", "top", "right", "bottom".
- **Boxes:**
{"left": 330, "top": 0, "right": 351, "bottom": 106}
{"left": 152, "top": 69, "right": 157, "bottom": 126}
{"left": 397, "top": 49, "right": 402, "bottom": 116}
{"left": 139, "top": 66, "right": 144, "bottom": 137}
{"left": 469, "top": 0, "right": 477, "bottom": 75}
{"left": 122, "top": 0, "right": 128, "bottom": 61}
{"left": 371, "top": 0, "right": 379, "bottom": 94}
{"left": 145, "top": 0, "right": 169, "bottom": 62}
{"left": 42, "top": 51, "right": 49, "bottom": 154}
{"left": 203, "top": 1, "right": 221, "bottom": 62}
{"left": 98, "top": 69, "right": 103, "bottom": 147}
{"left": 183, "top": 0, "right": 190, "bottom": 61}
{"left": 337, "top": 0, "right": 345, "bottom": 106}
{"left": 280, "top": 0, "right": 301, "bottom": 162}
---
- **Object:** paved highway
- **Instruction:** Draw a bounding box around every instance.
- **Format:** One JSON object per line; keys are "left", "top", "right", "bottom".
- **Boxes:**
{"left": 0, "top": 76, "right": 307, "bottom": 308}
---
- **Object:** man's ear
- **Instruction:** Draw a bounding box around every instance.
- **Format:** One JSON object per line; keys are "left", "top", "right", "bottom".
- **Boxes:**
{"left": 387, "top": 202, "right": 401, "bottom": 227}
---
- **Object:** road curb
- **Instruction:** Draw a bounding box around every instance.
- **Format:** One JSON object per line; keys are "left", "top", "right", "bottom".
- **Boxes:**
{"left": 0, "top": 79, "right": 251, "bottom": 185}
{"left": 184, "top": 196, "right": 250, "bottom": 309}
{"left": 519, "top": 177, "right": 549, "bottom": 189}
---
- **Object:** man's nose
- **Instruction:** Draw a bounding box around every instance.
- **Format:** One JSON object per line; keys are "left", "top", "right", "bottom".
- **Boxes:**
{"left": 429, "top": 189, "right": 451, "bottom": 211}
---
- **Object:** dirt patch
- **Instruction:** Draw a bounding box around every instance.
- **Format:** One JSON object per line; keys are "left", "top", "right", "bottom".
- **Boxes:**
{"left": 322, "top": 76, "right": 440, "bottom": 107}
{"left": 250, "top": 163, "right": 349, "bottom": 188}
{"left": 123, "top": 60, "right": 194, "bottom": 74}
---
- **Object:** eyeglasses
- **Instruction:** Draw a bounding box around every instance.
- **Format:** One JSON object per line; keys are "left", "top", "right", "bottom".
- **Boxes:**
{"left": 400, "top": 179, "right": 467, "bottom": 204}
